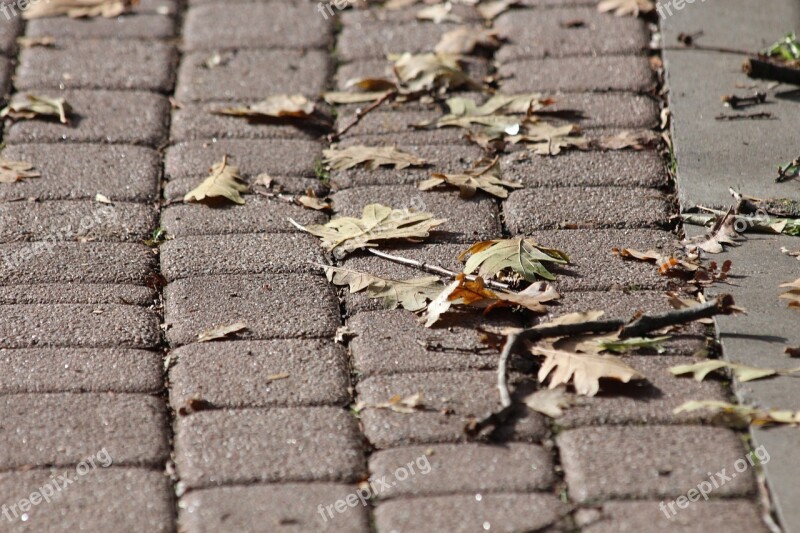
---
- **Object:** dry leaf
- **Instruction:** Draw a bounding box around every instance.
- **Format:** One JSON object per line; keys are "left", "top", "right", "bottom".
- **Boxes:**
{"left": 523, "top": 386, "right": 576, "bottom": 418}
{"left": 595, "top": 130, "right": 660, "bottom": 150}
{"left": 1, "top": 94, "right": 71, "bottom": 124}
{"left": 460, "top": 237, "right": 569, "bottom": 282}
{"left": 322, "top": 91, "right": 393, "bottom": 105}
{"left": 292, "top": 203, "right": 445, "bottom": 257}
{"left": 683, "top": 207, "right": 743, "bottom": 254}
{"left": 508, "top": 122, "right": 590, "bottom": 156}
{"left": 184, "top": 156, "right": 249, "bottom": 205}
{"left": 323, "top": 145, "right": 427, "bottom": 170}
{"left": 354, "top": 393, "right": 425, "bottom": 414}
{"left": 666, "top": 292, "right": 714, "bottom": 324}
{"left": 320, "top": 264, "right": 444, "bottom": 312}
{"left": 296, "top": 188, "right": 332, "bottom": 211}
{"left": 197, "top": 322, "right": 247, "bottom": 343}
{"left": 669, "top": 360, "right": 790, "bottom": 383}
{"left": 24, "top": 0, "right": 139, "bottom": 19}
{"left": 780, "top": 278, "right": 800, "bottom": 308}
{"left": 597, "top": 0, "right": 655, "bottom": 17}
{"left": 0, "top": 157, "right": 40, "bottom": 184}
{"left": 674, "top": 400, "right": 800, "bottom": 427}
{"left": 613, "top": 247, "right": 701, "bottom": 275}
{"left": 416, "top": 3, "right": 461, "bottom": 23}
{"left": 477, "top": 0, "right": 519, "bottom": 20}
{"left": 418, "top": 158, "right": 522, "bottom": 198}
{"left": 781, "top": 247, "right": 800, "bottom": 260}
{"left": 531, "top": 345, "right": 644, "bottom": 396}
{"left": 95, "top": 193, "right": 112, "bottom": 204}
{"left": 424, "top": 94, "right": 553, "bottom": 130}
{"left": 214, "top": 94, "right": 329, "bottom": 127}
{"left": 392, "top": 52, "right": 482, "bottom": 93}
{"left": 435, "top": 27, "right": 502, "bottom": 55}
{"left": 17, "top": 36, "right": 56, "bottom": 48}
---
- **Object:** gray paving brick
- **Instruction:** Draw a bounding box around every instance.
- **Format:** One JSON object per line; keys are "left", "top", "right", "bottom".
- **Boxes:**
{"left": 25, "top": 13, "right": 176, "bottom": 40}
{"left": 180, "top": 483, "right": 370, "bottom": 533}
{"left": 169, "top": 339, "right": 350, "bottom": 409}
{"left": 0, "top": 468, "right": 174, "bottom": 533}
{"left": 16, "top": 40, "right": 177, "bottom": 92}
{"left": 338, "top": 19, "right": 458, "bottom": 61}
{"left": 0, "top": 242, "right": 156, "bottom": 285}
{"left": 160, "top": 233, "right": 325, "bottom": 281}
{"left": 163, "top": 274, "right": 340, "bottom": 347}
{"left": 4, "top": 90, "right": 170, "bottom": 146}
{"left": 348, "top": 308, "right": 522, "bottom": 374}
{"left": 0, "top": 9, "right": 21, "bottom": 56}
{"left": 504, "top": 187, "right": 672, "bottom": 232}
{"left": 499, "top": 149, "right": 668, "bottom": 189}
{"left": 0, "top": 144, "right": 161, "bottom": 203}
{"left": 557, "top": 426, "right": 754, "bottom": 502}
{"left": 161, "top": 196, "right": 326, "bottom": 237}
{"left": 334, "top": 109, "right": 468, "bottom": 143}
{"left": 175, "top": 408, "right": 365, "bottom": 489}
{"left": 495, "top": 6, "right": 649, "bottom": 63}
{"left": 0, "top": 201, "right": 158, "bottom": 242}
{"left": 0, "top": 283, "right": 155, "bottom": 305}
{"left": 184, "top": 2, "right": 331, "bottom": 51}
{"left": 499, "top": 55, "right": 655, "bottom": 93}
{"left": 0, "top": 304, "right": 161, "bottom": 349}
{"left": 341, "top": 3, "right": 480, "bottom": 25}
{"left": 374, "top": 493, "right": 568, "bottom": 533}
{"left": 369, "top": 443, "right": 555, "bottom": 498}
{"left": 549, "top": 92, "right": 660, "bottom": 129}
{"left": 579, "top": 500, "right": 769, "bottom": 533}
{"left": 0, "top": 55, "right": 10, "bottom": 95}
{"left": 177, "top": 49, "right": 330, "bottom": 102}
{"left": 0, "top": 348, "right": 162, "bottom": 394}
{"left": 0, "top": 393, "right": 169, "bottom": 469}
{"left": 331, "top": 185, "right": 502, "bottom": 243}
{"left": 358, "top": 371, "right": 548, "bottom": 448}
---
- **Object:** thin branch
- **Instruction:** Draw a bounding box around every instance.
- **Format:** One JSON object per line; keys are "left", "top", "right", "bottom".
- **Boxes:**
{"left": 367, "top": 248, "right": 511, "bottom": 290}
{"left": 657, "top": 44, "right": 752, "bottom": 55}
{"left": 327, "top": 91, "right": 396, "bottom": 142}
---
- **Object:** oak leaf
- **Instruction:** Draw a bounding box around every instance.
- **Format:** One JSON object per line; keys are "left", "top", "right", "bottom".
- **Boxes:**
{"left": 1, "top": 94, "right": 71, "bottom": 124}
{"left": 530, "top": 345, "right": 644, "bottom": 396}
{"left": 23, "top": 0, "right": 138, "bottom": 19}
{"left": 424, "top": 94, "right": 553, "bottom": 130}
{"left": 184, "top": 156, "right": 249, "bottom": 205}
{"left": 418, "top": 158, "right": 522, "bottom": 198}
{"left": 682, "top": 207, "right": 743, "bottom": 254}
{"left": 323, "top": 145, "right": 427, "bottom": 170}
{"left": 296, "top": 188, "right": 332, "bottom": 211}
{"left": 0, "top": 157, "right": 40, "bottom": 184}
{"left": 460, "top": 237, "right": 569, "bottom": 282}
{"left": 509, "top": 122, "right": 590, "bottom": 155}
{"left": 597, "top": 0, "right": 655, "bottom": 17}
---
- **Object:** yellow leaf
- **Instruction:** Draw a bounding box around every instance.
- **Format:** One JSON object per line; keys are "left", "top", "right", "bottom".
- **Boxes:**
{"left": 669, "top": 360, "right": 781, "bottom": 383}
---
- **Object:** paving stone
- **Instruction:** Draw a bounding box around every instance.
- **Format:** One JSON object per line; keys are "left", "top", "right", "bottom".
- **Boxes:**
{"left": 499, "top": 149, "right": 668, "bottom": 189}
{"left": 160, "top": 233, "right": 325, "bottom": 281}
{"left": 170, "top": 101, "right": 321, "bottom": 142}
{"left": 504, "top": 187, "right": 672, "bottom": 232}
{"left": 495, "top": 6, "right": 649, "bottom": 63}
{"left": 169, "top": 339, "right": 350, "bottom": 409}
{"left": 177, "top": 49, "right": 330, "bottom": 102}
{"left": 165, "top": 139, "right": 321, "bottom": 181}
{"left": 374, "top": 493, "right": 568, "bottom": 533}
{"left": 164, "top": 174, "right": 325, "bottom": 201}
{"left": 335, "top": 109, "right": 467, "bottom": 143}
{"left": 335, "top": 57, "right": 491, "bottom": 91}
{"left": 578, "top": 500, "right": 769, "bottom": 533}
{"left": 499, "top": 55, "right": 655, "bottom": 93}
{"left": 180, "top": 483, "right": 370, "bottom": 533}
{"left": 4, "top": 90, "right": 171, "bottom": 146}
{"left": 0, "top": 144, "right": 161, "bottom": 203}
{"left": 0, "top": 304, "right": 161, "bottom": 349}
{"left": 0, "top": 468, "right": 174, "bottom": 533}
{"left": 161, "top": 196, "right": 326, "bottom": 237}
{"left": 548, "top": 92, "right": 660, "bottom": 129}
{"left": 557, "top": 425, "right": 754, "bottom": 502}
{"left": 16, "top": 40, "right": 177, "bottom": 92}
{"left": 0, "top": 54, "right": 10, "bottom": 94}
{"left": 331, "top": 185, "right": 502, "bottom": 243}
{"left": 175, "top": 407, "right": 365, "bottom": 489}
{"left": 523, "top": 229, "right": 680, "bottom": 292}
{"left": 0, "top": 8, "right": 21, "bottom": 56}
{"left": 358, "top": 371, "right": 548, "bottom": 448}
{"left": 0, "top": 242, "right": 156, "bottom": 285}
{"left": 329, "top": 143, "right": 483, "bottom": 189}
{"left": 0, "top": 393, "right": 169, "bottom": 468}
{"left": 0, "top": 283, "right": 155, "bottom": 306}
{"left": 184, "top": 2, "right": 331, "bottom": 51}
{"left": 0, "top": 348, "right": 163, "bottom": 394}
{"left": 341, "top": 3, "right": 480, "bottom": 25}
{"left": 163, "top": 274, "right": 340, "bottom": 347}
{"left": 368, "top": 443, "right": 555, "bottom": 498}
{"left": 338, "top": 20, "right": 458, "bottom": 61}
{"left": 348, "top": 308, "right": 523, "bottom": 374}
{"left": 0, "top": 201, "right": 158, "bottom": 242}
{"left": 25, "top": 13, "right": 176, "bottom": 40}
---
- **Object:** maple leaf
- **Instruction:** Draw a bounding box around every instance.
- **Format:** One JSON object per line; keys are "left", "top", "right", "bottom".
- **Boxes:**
{"left": 594, "top": 130, "right": 660, "bottom": 150}
{"left": 0, "top": 157, "right": 40, "bottom": 184}
{"left": 392, "top": 52, "right": 482, "bottom": 93}
{"left": 184, "top": 156, "right": 249, "bottom": 205}
{"left": 320, "top": 264, "right": 444, "bottom": 312}
{"left": 1, "top": 94, "right": 71, "bottom": 124}
{"left": 669, "top": 360, "right": 790, "bottom": 383}
{"left": 780, "top": 278, "right": 800, "bottom": 309}
{"left": 682, "top": 207, "right": 744, "bottom": 254}
{"left": 291, "top": 203, "right": 446, "bottom": 257}
{"left": 435, "top": 27, "right": 503, "bottom": 55}
{"left": 460, "top": 237, "right": 569, "bottom": 282}
{"left": 509, "top": 122, "right": 590, "bottom": 156}
{"left": 323, "top": 146, "right": 427, "bottom": 171}
{"left": 418, "top": 158, "right": 522, "bottom": 199}
{"left": 23, "top": 0, "right": 139, "bottom": 19}
{"left": 530, "top": 345, "right": 644, "bottom": 396}
{"left": 597, "top": 0, "right": 655, "bottom": 17}
{"left": 423, "top": 94, "right": 553, "bottom": 130}
{"left": 197, "top": 322, "right": 247, "bottom": 343}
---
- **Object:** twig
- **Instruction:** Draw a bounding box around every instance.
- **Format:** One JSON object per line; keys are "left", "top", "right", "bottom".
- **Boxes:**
{"left": 327, "top": 91, "right": 396, "bottom": 142}
{"left": 743, "top": 58, "right": 800, "bottom": 85}
{"left": 497, "top": 331, "right": 517, "bottom": 408}
{"left": 715, "top": 112, "right": 774, "bottom": 121}
{"left": 657, "top": 44, "right": 752, "bottom": 55}
{"left": 366, "top": 248, "right": 511, "bottom": 290}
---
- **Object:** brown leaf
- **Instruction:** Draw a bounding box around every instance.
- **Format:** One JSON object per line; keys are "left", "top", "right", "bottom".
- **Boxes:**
{"left": 418, "top": 158, "right": 522, "bottom": 198}
{"left": 323, "top": 145, "right": 427, "bottom": 170}
{"left": 477, "top": 0, "right": 519, "bottom": 20}
{"left": 296, "top": 188, "right": 332, "bottom": 211}
{"left": 392, "top": 52, "right": 482, "bottom": 93}
{"left": 17, "top": 36, "right": 56, "bottom": 48}
{"left": 416, "top": 3, "right": 461, "bottom": 23}
{"left": 435, "top": 27, "right": 503, "bottom": 55}
{"left": 1, "top": 94, "right": 71, "bottom": 124}
{"left": 683, "top": 207, "right": 744, "bottom": 254}
{"left": 184, "top": 156, "right": 249, "bottom": 205}
{"left": 197, "top": 322, "right": 248, "bottom": 343}
{"left": 214, "top": 94, "right": 330, "bottom": 127}
{"left": 531, "top": 345, "right": 644, "bottom": 396}
{"left": 597, "top": 0, "right": 655, "bottom": 17}
{"left": 612, "top": 247, "right": 702, "bottom": 275}
{"left": 780, "top": 278, "right": 800, "bottom": 309}
{"left": 522, "top": 386, "right": 576, "bottom": 418}
{"left": 594, "top": 130, "right": 660, "bottom": 150}
{"left": 0, "top": 157, "right": 40, "bottom": 184}
{"left": 23, "top": 0, "right": 139, "bottom": 19}
{"left": 509, "top": 122, "right": 590, "bottom": 156}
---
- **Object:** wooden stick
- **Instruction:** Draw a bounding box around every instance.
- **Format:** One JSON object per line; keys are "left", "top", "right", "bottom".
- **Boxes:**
{"left": 743, "top": 58, "right": 800, "bottom": 85}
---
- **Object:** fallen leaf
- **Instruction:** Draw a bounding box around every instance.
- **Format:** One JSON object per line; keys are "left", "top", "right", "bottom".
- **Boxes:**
{"left": 594, "top": 130, "right": 660, "bottom": 150}
{"left": 323, "top": 145, "right": 427, "bottom": 171}
{"left": 354, "top": 393, "right": 425, "bottom": 414}
{"left": 95, "top": 193, "right": 113, "bottom": 204}
{"left": 477, "top": 0, "right": 519, "bottom": 20}
{"left": 292, "top": 203, "right": 445, "bottom": 257}
{"left": 266, "top": 373, "right": 290, "bottom": 382}
{"left": 424, "top": 93, "right": 553, "bottom": 130}
{"left": 435, "top": 27, "right": 502, "bottom": 55}
{"left": 392, "top": 52, "right": 482, "bottom": 93}
{"left": 669, "top": 360, "right": 787, "bottom": 382}
{"left": 197, "top": 322, "right": 247, "bottom": 342}
{"left": 418, "top": 158, "right": 522, "bottom": 198}
{"left": 1, "top": 94, "right": 71, "bottom": 124}
{"left": 613, "top": 247, "right": 701, "bottom": 275}
{"left": 320, "top": 264, "right": 444, "bottom": 312}
{"left": 296, "top": 188, "right": 332, "bottom": 211}
{"left": 523, "top": 386, "right": 576, "bottom": 418}
{"left": 540, "top": 311, "right": 605, "bottom": 328}
{"left": 184, "top": 155, "right": 249, "bottom": 205}
{"left": 781, "top": 247, "right": 800, "bottom": 260}
{"left": 597, "top": 0, "right": 655, "bottom": 17}
{"left": 460, "top": 237, "right": 569, "bottom": 282}
{"left": 416, "top": 3, "right": 461, "bottom": 23}
{"left": 683, "top": 207, "right": 743, "bottom": 254}
{"left": 322, "top": 91, "right": 393, "bottom": 105}
{"left": 596, "top": 336, "right": 670, "bottom": 354}
{"left": 23, "top": 0, "right": 139, "bottom": 19}
{"left": 780, "top": 278, "right": 800, "bottom": 308}
{"left": 666, "top": 292, "right": 714, "bottom": 324}
{"left": 17, "top": 36, "right": 56, "bottom": 48}
{"left": 213, "top": 94, "right": 329, "bottom": 127}
{"left": 508, "top": 122, "right": 590, "bottom": 156}
{"left": 0, "top": 157, "right": 40, "bottom": 184}
{"left": 531, "top": 345, "right": 644, "bottom": 396}
{"left": 674, "top": 400, "right": 800, "bottom": 427}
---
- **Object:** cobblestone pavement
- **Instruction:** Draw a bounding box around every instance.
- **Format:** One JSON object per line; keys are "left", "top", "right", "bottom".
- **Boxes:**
{"left": 0, "top": 0, "right": 780, "bottom": 532}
